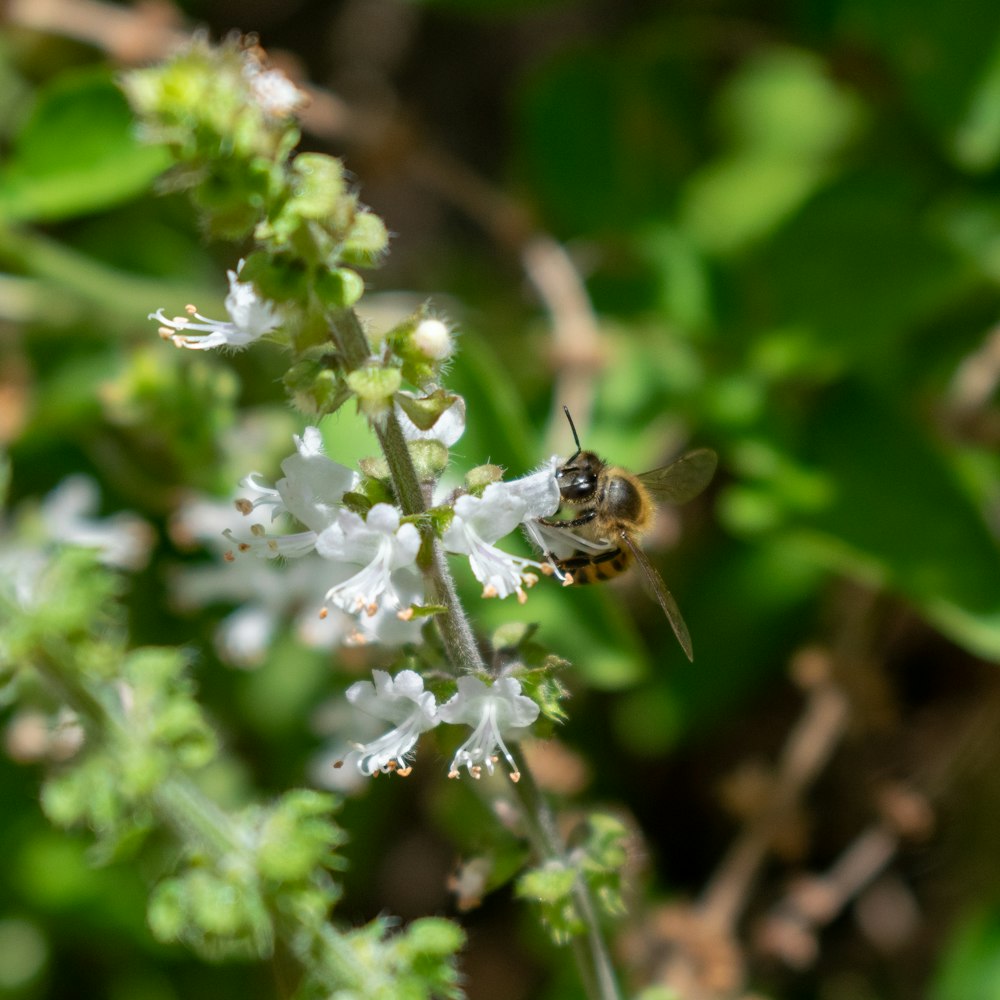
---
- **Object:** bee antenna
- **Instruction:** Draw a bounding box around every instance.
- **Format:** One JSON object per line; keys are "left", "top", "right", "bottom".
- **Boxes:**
{"left": 563, "top": 405, "right": 582, "bottom": 460}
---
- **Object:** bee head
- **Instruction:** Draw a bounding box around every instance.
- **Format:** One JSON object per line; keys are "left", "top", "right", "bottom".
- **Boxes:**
{"left": 557, "top": 450, "right": 603, "bottom": 501}
{"left": 557, "top": 405, "right": 603, "bottom": 501}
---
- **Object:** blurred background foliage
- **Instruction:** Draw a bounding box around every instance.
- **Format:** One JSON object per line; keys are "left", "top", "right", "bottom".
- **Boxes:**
{"left": 2, "top": 0, "right": 1000, "bottom": 998}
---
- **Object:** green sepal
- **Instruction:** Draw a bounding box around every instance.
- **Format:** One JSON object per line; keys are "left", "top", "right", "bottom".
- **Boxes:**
{"left": 406, "top": 604, "right": 447, "bottom": 620}
{"left": 315, "top": 266, "right": 365, "bottom": 309}
{"left": 341, "top": 491, "right": 373, "bottom": 516}
{"left": 340, "top": 211, "right": 390, "bottom": 267}
{"left": 408, "top": 439, "right": 449, "bottom": 480}
{"left": 465, "top": 464, "right": 504, "bottom": 493}
{"left": 396, "top": 388, "right": 460, "bottom": 431}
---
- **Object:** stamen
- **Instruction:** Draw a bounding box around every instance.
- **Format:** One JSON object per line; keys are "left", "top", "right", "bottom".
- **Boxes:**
{"left": 250, "top": 523, "right": 265, "bottom": 537}
{"left": 509, "top": 771, "right": 521, "bottom": 783}
{"left": 397, "top": 607, "right": 415, "bottom": 621}
{"left": 223, "top": 550, "right": 235, "bottom": 562}
{"left": 185, "top": 304, "right": 198, "bottom": 314}
{"left": 562, "top": 572, "right": 575, "bottom": 586}
{"left": 234, "top": 498, "right": 253, "bottom": 515}
{"left": 482, "top": 584, "right": 498, "bottom": 598}
{"left": 397, "top": 766, "right": 413, "bottom": 777}
{"left": 318, "top": 607, "right": 328, "bottom": 620}
{"left": 516, "top": 587, "right": 527, "bottom": 605}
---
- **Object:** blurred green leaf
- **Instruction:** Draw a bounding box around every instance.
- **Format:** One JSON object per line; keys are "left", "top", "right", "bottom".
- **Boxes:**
{"left": 0, "top": 68, "right": 169, "bottom": 223}
{"left": 800, "top": 381, "right": 1000, "bottom": 659}
{"left": 932, "top": 906, "right": 1000, "bottom": 1000}
{"left": 681, "top": 48, "right": 864, "bottom": 254}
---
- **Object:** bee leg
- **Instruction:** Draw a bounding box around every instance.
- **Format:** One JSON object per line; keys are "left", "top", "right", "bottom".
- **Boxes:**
{"left": 539, "top": 510, "right": 597, "bottom": 530}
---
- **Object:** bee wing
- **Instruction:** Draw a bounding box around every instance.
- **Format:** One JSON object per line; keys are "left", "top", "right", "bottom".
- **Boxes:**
{"left": 638, "top": 448, "right": 717, "bottom": 506}
{"left": 618, "top": 531, "right": 694, "bottom": 662}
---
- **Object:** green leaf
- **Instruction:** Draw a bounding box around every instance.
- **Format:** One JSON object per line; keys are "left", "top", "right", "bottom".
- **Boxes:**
{"left": 0, "top": 68, "right": 169, "bottom": 223}
{"left": 800, "top": 381, "right": 1000, "bottom": 659}
{"left": 933, "top": 906, "right": 1000, "bottom": 1000}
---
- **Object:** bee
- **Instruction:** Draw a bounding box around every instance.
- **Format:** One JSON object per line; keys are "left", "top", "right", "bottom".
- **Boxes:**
{"left": 533, "top": 407, "right": 717, "bottom": 661}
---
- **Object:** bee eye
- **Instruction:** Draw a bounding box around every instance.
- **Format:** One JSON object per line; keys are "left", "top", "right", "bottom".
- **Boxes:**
{"left": 561, "top": 473, "right": 597, "bottom": 500}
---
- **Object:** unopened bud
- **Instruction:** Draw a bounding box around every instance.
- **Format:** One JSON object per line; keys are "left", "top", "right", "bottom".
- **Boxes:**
{"left": 413, "top": 318, "right": 454, "bottom": 361}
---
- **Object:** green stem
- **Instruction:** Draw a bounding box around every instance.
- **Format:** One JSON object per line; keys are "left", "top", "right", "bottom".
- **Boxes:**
{"left": 330, "top": 308, "right": 617, "bottom": 996}
{"left": 329, "top": 308, "right": 485, "bottom": 674}
{"left": 514, "top": 760, "right": 623, "bottom": 1000}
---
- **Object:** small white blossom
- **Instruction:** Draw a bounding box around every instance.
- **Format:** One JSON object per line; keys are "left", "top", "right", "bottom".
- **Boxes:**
{"left": 228, "top": 427, "right": 357, "bottom": 559}
{"left": 316, "top": 504, "right": 421, "bottom": 615}
{"left": 40, "top": 475, "right": 153, "bottom": 570}
{"left": 242, "top": 44, "right": 308, "bottom": 118}
{"left": 442, "top": 466, "right": 560, "bottom": 601}
{"left": 438, "top": 676, "right": 539, "bottom": 782}
{"left": 150, "top": 263, "right": 280, "bottom": 351}
{"left": 395, "top": 392, "right": 466, "bottom": 447}
{"left": 339, "top": 669, "right": 439, "bottom": 776}
{"left": 171, "top": 491, "right": 420, "bottom": 667}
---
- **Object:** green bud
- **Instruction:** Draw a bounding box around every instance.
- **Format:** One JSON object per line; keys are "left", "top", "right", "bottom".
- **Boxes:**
{"left": 341, "top": 211, "right": 390, "bottom": 266}
{"left": 238, "top": 252, "right": 309, "bottom": 303}
{"left": 359, "top": 455, "right": 390, "bottom": 480}
{"left": 283, "top": 361, "right": 352, "bottom": 417}
{"left": 517, "top": 863, "right": 577, "bottom": 904}
{"left": 398, "top": 917, "right": 465, "bottom": 959}
{"left": 316, "top": 267, "right": 365, "bottom": 309}
{"left": 346, "top": 364, "right": 402, "bottom": 420}
{"left": 465, "top": 464, "right": 504, "bottom": 492}
{"left": 408, "top": 439, "right": 449, "bottom": 480}
{"left": 287, "top": 153, "right": 347, "bottom": 219}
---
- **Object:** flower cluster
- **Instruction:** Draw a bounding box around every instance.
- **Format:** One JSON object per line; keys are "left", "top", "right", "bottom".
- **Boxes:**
{"left": 217, "top": 419, "right": 558, "bottom": 641}
{"left": 150, "top": 261, "right": 561, "bottom": 774}
{"left": 337, "top": 669, "right": 540, "bottom": 782}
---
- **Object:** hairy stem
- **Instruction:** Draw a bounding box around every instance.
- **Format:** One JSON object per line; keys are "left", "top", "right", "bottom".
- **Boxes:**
{"left": 514, "top": 760, "right": 623, "bottom": 1000}
{"left": 329, "top": 307, "right": 485, "bottom": 673}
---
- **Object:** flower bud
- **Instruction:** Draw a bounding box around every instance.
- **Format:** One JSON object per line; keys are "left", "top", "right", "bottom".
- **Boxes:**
{"left": 465, "top": 464, "right": 504, "bottom": 493}
{"left": 346, "top": 364, "right": 402, "bottom": 421}
{"left": 412, "top": 318, "right": 454, "bottom": 362}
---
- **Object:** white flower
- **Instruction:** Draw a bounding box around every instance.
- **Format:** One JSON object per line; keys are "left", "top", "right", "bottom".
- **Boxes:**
{"left": 228, "top": 427, "right": 357, "bottom": 559}
{"left": 316, "top": 504, "right": 421, "bottom": 615}
{"left": 40, "top": 475, "right": 153, "bottom": 570}
{"left": 438, "top": 676, "right": 539, "bottom": 782}
{"left": 395, "top": 392, "right": 466, "bottom": 447}
{"left": 242, "top": 45, "right": 308, "bottom": 118}
{"left": 442, "top": 466, "right": 560, "bottom": 601}
{"left": 339, "top": 669, "right": 439, "bottom": 777}
{"left": 150, "top": 263, "right": 280, "bottom": 351}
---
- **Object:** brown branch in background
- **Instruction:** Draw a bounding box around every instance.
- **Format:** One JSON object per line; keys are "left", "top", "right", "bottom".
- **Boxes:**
{"left": 697, "top": 647, "right": 850, "bottom": 937}
{"left": 5, "top": 0, "right": 186, "bottom": 62}
{"left": 2, "top": 0, "right": 607, "bottom": 451}
{"left": 754, "top": 782, "right": 933, "bottom": 969}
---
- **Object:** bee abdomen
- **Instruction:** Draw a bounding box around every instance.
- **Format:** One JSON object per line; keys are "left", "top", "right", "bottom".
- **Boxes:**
{"left": 556, "top": 547, "right": 632, "bottom": 585}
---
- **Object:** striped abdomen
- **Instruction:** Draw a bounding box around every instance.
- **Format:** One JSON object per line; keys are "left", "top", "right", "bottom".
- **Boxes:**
{"left": 556, "top": 546, "right": 633, "bottom": 584}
